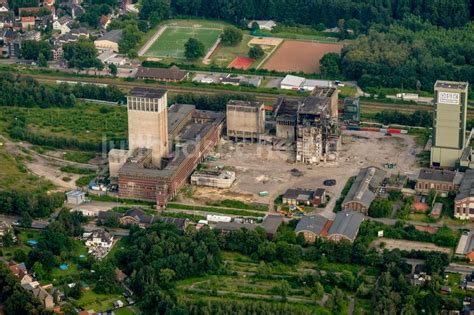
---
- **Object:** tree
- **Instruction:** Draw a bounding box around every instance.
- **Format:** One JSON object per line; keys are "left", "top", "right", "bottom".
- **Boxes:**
{"left": 20, "top": 40, "right": 52, "bottom": 61}
{"left": 93, "top": 262, "right": 121, "bottom": 294}
{"left": 279, "top": 280, "right": 290, "bottom": 302}
{"left": 140, "top": 0, "right": 170, "bottom": 27}
{"left": 119, "top": 20, "right": 143, "bottom": 54}
{"left": 184, "top": 38, "right": 205, "bottom": 60}
{"left": 257, "top": 241, "right": 276, "bottom": 261}
{"left": 312, "top": 282, "right": 324, "bottom": 301}
{"left": 32, "top": 262, "right": 45, "bottom": 280}
{"left": 2, "top": 230, "right": 14, "bottom": 247}
{"left": 315, "top": 23, "right": 326, "bottom": 31}
{"left": 38, "top": 53, "right": 47, "bottom": 67}
{"left": 220, "top": 26, "right": 243, "bottom": 46}
{"left": 13, "top": 249, "right": 27, "bottom": 262}
{"left": 250, "top": 21, "right": 259, "bottom": 31}
{"left": 327, "top": 288, "right": 345, "bottom": 313}
{"left": 368, "top": 199, "right": 392, "bottom": 218}
{"left": 248, "top": 45, "right": 264, "bottom": 59}
{"left": 20, "top": 211, "right": 32, "bottom": 228}
{"left": 108, "top": 64, "right": 117, "bottom": 77}
{"left": 320, "top": 53, "right": 341, "bottom": 77}
{"left": 63, "top": 37, "right": 102, "bottom": 71}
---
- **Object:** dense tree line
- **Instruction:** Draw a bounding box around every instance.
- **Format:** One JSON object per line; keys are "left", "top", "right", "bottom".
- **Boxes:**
{"left": 0, "top": 74, "right": 75, "bottom": 108}
{"left": 171, "top": 93, "right": 255, "bottom": 111}
{"left": 167, "top": 0, "right": 470, "bottom": 29}
{"left": 0, "top": 190, "right": 64, "bottom": 218}
{"left": 116, "top": 223, "right": 222, "bottom": 313}
{"left": 0, "top": 264, "right": 51, "bottom": 315}
{"left": 71, "top": 84, "right": 125, "bottom": 103}
{"left": 341, "top": 18, "right": 474, "bottom": 92}
{"left": 374, "top": 110, "right": 433, "bottom": 127}
{"left": 20, "top": 41, "right": 53, "bottom": 62}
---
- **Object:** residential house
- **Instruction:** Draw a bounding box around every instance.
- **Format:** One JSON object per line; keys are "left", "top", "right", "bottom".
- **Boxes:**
{"left": 21, "top": 16, "right": 35, "bottom": 31}
{"left": 416, "top": 168, "right": 461, "bottom": 195}
{"left": 295, "top": 215, "right": 332, "bottom": 243}
{"left": 94, "top": 29, "right": 122, "bottom": 52}
{"left": 84, "top": 230, "right": 114, "bottom": 249}
{"left": 0, "top": 221, "right": 12, "bottom": 238}
{"left": 0, "top": 1, "right": 8, "bottom": 12}
{"left": 59, "top": 2, "right": 85, "bottom": 19}
{"left": 326, "top": 210, "right": 365, "bottom": 242}
{"left": 411, "top": 264, "right": 431, "bottom": 285}
{"left": 135, "top": 65, "right": 189, "bottom": 82}
{"left": 99, "top": 15, "right": 110, "bottom": 29}
{"left": 53, "top": 15, "right": 72, "bottom": 34}
{"left": 247, "top": 20, "right": 276, "bottom": 31}
{"left": 282, "top": 188, "right": 327, "bottom": 206}
{"left": 342, "top": 166, "right": 386, "bottom": 215}
{"left": 66, "top": 190, "right": 86, "bottom": 205}
{"left": 70, "top": 27, "right": 88, "bottom": 38}
{"left": 31, "top": 286, "right": 54, "bottom": 309}
{"left": 0, "top": 15, "right": 14, "bottom": 29}
{"left": 23, "top": 30, "right": 40, "bottom": 41}
{"left": 8, "top": 261, "right": 33, "bottom": 285}
{"left": 455, "top": 169, "right": 474, "bottom": 220}
{"left": 18, "top": 7, "right": 44, "bottom": 16}
{"left": 51, "top": 43, "right": 63, "bottom": 60}
{"left": 7, "top": 38, "right": 21, "bottom": 57}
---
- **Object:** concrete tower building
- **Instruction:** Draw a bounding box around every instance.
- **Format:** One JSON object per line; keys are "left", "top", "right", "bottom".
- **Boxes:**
{"left": 431, "top": 80, "right": 469, "bottom": 168}
{"left": 226, "top": 100, "right": 265, "bottom": 142}
{"left": 127, "top": 87, "right": 169, "bottom": 168}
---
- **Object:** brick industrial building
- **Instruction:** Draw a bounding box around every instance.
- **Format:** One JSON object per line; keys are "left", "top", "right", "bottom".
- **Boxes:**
{"left": 109, "top": 88, "right": 225, "bottom": 207}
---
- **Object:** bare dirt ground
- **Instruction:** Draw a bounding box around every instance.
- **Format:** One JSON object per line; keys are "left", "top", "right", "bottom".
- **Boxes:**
{"left": 192, "top": 131, "right": 420, "bottom": 219}
{"left": 262, "top": 40, "right": 343, "bottom": 73}
{"left": 371, "top": 238, "right": 452, "bottom": 254}
{"left": 248, "top": 37, "right": 283, "bottom": 46}
{"left": 1, "top": 135, "right": 96, "bottom": 191}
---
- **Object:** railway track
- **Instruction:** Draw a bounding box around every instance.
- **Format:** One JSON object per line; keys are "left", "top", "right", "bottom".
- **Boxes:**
{"left": 10, "top": 71, "right": 474, "bottom": 118}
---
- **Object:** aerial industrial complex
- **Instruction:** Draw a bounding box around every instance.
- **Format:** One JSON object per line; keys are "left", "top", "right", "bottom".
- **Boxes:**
{"left": 109, "top": 87, "right": 225, "bottom": 207}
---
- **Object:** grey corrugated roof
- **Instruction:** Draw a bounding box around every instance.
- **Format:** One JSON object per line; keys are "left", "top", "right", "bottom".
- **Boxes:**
{"left": 342, "top": 167, "right": 385, "bottom": 209}
{"left": 295, "top": 215, "right": 328, "bottom": 235}
{"left": 128, "top": 87, "right": 166, "bottom": 99}
{"left": 97, "top": 29, "right": 122, "bottom": 43}
{"left": 328, "top": 210, "right": 364, "bottom": 241}
{"left": 261, "top": 215, "right": 283, "bottom": 235}
{"left": 418, "top": 168, "right": 456, "bottom": 183}
{"left": 456, "top": 170, "right": 474, "bottom": 201}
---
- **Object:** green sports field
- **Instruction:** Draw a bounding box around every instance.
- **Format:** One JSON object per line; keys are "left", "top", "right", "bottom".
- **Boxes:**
{"left": 144, "top": 26, "right": 222, "bottom": 58}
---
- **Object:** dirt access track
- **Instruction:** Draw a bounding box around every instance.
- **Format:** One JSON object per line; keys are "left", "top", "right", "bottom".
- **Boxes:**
{"left": 372, "top": 238, "right": 452, "bottom": 254}
{"left": 263, "top": 40, "right": 343, "bottom": 73}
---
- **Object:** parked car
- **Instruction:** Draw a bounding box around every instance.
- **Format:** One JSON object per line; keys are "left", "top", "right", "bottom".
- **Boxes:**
{"left": 323, "top": 179, "right": 336, "bottom": 186}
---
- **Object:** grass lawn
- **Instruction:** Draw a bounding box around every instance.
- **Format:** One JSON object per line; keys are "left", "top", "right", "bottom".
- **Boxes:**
{"left": 144, "top": 26, "right": 222, "bottom": 58}
{"left": 338, "top": 86, "right": 357, "bottom": 98}
{"left": 1, "top": 229, "right": 42, "bottom": 259}
{"left": 0, "top": 145, "right": 54, "bottom": 192}
{"left": 76, "top": 289, "right": 125, "bottom": 312}
{"left": 211, "top": 34, "right": 253, "bottom": 68}
{"left": 63, "top": 151, "right": 98, "bottom": 164}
